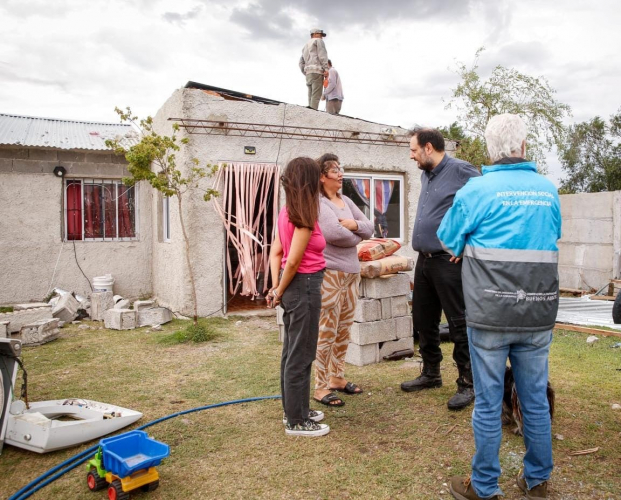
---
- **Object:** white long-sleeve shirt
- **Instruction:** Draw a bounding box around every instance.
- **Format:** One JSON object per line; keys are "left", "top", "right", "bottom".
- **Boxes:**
{"left": 324, "top": 67, "right": 344, "bottom": 101}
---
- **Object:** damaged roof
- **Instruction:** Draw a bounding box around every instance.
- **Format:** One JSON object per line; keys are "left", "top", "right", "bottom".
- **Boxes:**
{"left": 185, "top": 81, "right": 283, "bottom": 105}
{"left": 0, "top": 113, "right": 138, "bottom": 151}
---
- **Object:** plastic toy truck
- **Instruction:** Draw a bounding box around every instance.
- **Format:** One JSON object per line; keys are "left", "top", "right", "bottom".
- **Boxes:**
{"left": 86, "top": 430, "right": 170, "bottom": 500}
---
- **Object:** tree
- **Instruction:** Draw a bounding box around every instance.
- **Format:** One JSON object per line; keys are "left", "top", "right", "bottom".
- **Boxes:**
{"left": 445, "top": 48, "right": 572, "bottom": 171}
{"left": 437, "top": 121, "right": 489, "bottom": 169}
{"left": 559, "top": 110, "right": 621, "bottom": 193}
{"left": 106, "top": 107, "right": 218, "bottom": 329}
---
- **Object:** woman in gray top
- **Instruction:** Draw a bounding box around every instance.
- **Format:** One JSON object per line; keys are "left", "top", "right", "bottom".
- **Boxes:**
{"left": 313, "top": 154, "right": 374, "bottom": 407}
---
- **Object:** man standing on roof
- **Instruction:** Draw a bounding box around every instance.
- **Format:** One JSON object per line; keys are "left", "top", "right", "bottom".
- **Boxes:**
{"left": 401, "top": 128, "right": 480, "bottom": 411}
{"left": 440, "top": 114, "right": 561, "bottom": 500}
{"left": 299, "top": 28, "right": 329, "bottom": 110}
{"left": 321, "top": 60, "right": 344, "bottom": 115}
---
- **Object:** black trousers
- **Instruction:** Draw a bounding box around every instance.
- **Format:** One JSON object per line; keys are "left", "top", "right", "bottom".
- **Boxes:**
{"left": 412, "top": 253, "right": 470, "bottom": 369}
{"left": 280, "top": 270, "right": 324, "bottom": 425}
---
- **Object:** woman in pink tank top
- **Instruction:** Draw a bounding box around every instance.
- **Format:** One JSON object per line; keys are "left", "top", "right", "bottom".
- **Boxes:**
{"left": 267, "top": 157, "right": 329, "bottom": 437}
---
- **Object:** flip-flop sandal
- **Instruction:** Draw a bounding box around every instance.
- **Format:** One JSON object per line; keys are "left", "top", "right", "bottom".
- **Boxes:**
{"left": 331, "top": 382, "right": 363, "bottom": 395}
{"left": 313, "top": 392, "right": 345, "bottom": 407}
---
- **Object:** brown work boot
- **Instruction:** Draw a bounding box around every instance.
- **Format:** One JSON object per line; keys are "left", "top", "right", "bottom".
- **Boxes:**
{"left": 400, "top": 363, "right": 442, "bottom": 392}
{"left": 447, "top": 365, "right": 475, "bottom": 411}
{"left": 517, "top": 471, "right": 548, "bottom": 499}
{"left": 449, "top": 476, "right": 498, "bottom": 500}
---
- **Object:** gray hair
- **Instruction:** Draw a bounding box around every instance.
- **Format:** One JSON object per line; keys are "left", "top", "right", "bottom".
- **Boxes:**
{"left": 484, "top": 114, "right": 528, "bottom": 161}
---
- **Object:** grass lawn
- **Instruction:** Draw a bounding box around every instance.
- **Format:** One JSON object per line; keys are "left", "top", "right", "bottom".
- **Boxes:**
{"left": 1, "top": 316, "right": 620, "bottom": 499}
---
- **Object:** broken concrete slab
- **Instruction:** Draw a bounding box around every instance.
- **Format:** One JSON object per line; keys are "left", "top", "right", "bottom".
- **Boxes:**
{"left": 114, "top": 299, "right": 131, "bottom": 310}
{"left": 14, "top": 302, "right": 50, "bottom": 311}
{"left": 52, "top": 293, "right": 80, "bottom": 322}
{"left": 20, "top": 318, "right": 60, "bottom": 346}
{"left": 133, "top": 300, "right": 155, "bottom": 311}
{"left": 91, "top": 292, "right": 114, "bottom": 321}
{"left": 0, "top": 306, "right": 53, "bottom": 333}
{"left": 136, "top": 307, "right": 172, "bottom": 327}
{"left": 104, "top": 309, "right": 136, "bottom": 330}
{"left": 0, "top": 321, "right": 9, "bottom": 338}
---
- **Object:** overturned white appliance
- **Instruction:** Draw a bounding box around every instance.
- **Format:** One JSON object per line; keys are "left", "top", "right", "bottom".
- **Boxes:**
{"left": 0, "top": 339, "right": 142, "bottom": 454}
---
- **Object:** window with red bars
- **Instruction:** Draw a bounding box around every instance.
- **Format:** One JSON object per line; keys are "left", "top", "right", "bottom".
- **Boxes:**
{"left": 65, "top": 180, "right": 136, "bottom": 240}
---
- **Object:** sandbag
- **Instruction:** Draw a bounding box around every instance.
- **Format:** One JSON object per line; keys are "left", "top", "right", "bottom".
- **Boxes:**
{"left": 360, "top": 255, "right": 413, "bottom": 278}
{"left": 357, "top": 238, "right": 401, "bottom": 261}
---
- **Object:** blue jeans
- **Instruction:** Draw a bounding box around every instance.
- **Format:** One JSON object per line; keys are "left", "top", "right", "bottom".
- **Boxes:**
{"left": 468, "top": 327, "right": 553, "bottom": 498}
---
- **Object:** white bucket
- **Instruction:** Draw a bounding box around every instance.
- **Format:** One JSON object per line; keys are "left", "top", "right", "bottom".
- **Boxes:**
{"left": 92, "top": 274, "right": 114, "bottom": 293}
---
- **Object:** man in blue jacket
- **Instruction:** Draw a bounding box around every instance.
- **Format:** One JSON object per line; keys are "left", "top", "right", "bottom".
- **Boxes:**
{"left": 438, "top": 114, "right": 561, "bottom": 500}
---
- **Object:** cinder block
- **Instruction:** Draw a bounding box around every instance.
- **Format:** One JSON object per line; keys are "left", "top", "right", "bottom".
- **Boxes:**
{"left": 276, "top": 306, "right": 284, "bottom": 326}
{"left": 20, "top": 318, "right": 60, "bottom": 346}
{"left": 0, "top": 307, "right": 53, "bottom": 333}
{"left": 353, "top": 298, "right": 381, "bottom": 323}
{"left": 379, "top": 336, "right": 414, "bottom": 359}
{"left": 395, "top": 315, "right": 413, "bottom": 339}
{"left": 137, "top": 307, "right": 172, "bottom": 327}
{"left": 380, "top": 298, "right": 392, "bottom": 319}
{"left": 360, "top": 273, "right": 410, "bottom": 299}
{"left": 133, "top": 300, "right": 155, "bottom": 311}
{"left": 14, "top": 302, "right": 50, "bottom": 311}
{"left": 104, "top": 309, "right": 136, "bottom": 330}
{"left": 0, "top": 321, "right": 9, "bottom": 338}
{"left": 91, "top": 292, "right": 114, "bottom": 321}
{"left": 391, "top": 295, "right": 410, "bottom": 318}
{"left": 345, "top": 342, "right": 380, "bottom": 366}
{"left": 52, "top": 293, "right": 80, "bottom": 322}
{"left": 350, "top": 318, "right": 396, "bottom": 345}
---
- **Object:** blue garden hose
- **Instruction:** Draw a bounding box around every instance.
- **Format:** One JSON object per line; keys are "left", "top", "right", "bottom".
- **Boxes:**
{"left": 8, "top": 395, "right": 281, "bottom": 500}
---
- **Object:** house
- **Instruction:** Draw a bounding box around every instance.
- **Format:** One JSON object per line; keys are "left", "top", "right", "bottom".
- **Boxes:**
{"left": 0, "top": 113, "right": 152, "bottom": 306}
{"left": 0, "top": 86, "right": 424, "bottom": 315}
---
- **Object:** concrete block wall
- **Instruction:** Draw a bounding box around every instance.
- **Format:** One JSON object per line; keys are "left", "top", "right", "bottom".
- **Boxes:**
{"left": 0, "top": 146, "right": 153, "bottom": 305}
{"left": 558, "top": 191, "right": 621, "bottom": 290}
{"left": 346, "top": 273, "right": 413, "bottom": 367}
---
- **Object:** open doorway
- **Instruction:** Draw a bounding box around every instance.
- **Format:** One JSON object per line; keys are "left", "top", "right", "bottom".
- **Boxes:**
{"left": 212, "top": 162, "right": 279, "bottom": 313}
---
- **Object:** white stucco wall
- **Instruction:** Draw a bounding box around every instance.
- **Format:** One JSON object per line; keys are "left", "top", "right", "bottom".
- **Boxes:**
{"left": 558, "top": 190, "right": 621, "bottom": 290}
{"left": 0, "top": 148, "right": 152, "bottom": 305}
{"left": 152, "top": 88, "right": 429, "bottom": 315}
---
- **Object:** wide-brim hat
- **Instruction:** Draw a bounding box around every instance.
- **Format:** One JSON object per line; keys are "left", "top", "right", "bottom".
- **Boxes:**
{"left": 310, "top": 28, "right": 327, "bottom": 37}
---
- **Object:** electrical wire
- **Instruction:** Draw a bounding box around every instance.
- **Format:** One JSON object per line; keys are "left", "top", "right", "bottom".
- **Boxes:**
{"left": 8, "top": 395, "right": 281, "bottom": 500}
{"left": 72, "top": 240, "right": 93, "bottom": 292}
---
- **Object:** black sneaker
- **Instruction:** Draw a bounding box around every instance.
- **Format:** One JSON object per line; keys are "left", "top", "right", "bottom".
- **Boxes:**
{"left": 285, "top": 419, "right": 330, "bottom": 437}
{"left": 282, "top": 409, "right": 324, "bottom": 425}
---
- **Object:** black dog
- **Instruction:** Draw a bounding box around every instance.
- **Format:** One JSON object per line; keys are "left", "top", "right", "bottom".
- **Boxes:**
{"left": 501, "top": 366, "right": 555, "bottom": 436}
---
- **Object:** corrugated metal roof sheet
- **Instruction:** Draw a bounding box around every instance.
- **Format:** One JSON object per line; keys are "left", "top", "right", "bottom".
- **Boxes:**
{"left": 556, "top": 297, "right": 621, "bottom": 330}
{"left": 0, "top": 113, "right": 139, "bottom": 151}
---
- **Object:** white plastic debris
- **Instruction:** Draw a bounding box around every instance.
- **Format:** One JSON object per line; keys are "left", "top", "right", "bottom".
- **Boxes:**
{"left": 612, "top": 404, "right": 621, "bottom": 410}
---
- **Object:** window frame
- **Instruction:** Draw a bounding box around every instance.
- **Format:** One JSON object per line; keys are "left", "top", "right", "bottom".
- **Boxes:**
{"left": 63, "top": 178, "right": 139, "bottom": 242}
{"left": 342, "top": 172, "right": 405, "bottom": 242}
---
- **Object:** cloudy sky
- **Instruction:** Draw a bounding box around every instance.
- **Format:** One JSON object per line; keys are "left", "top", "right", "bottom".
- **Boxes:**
{"left": 1, "top": 0, "right": 620, "bottom": 184}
